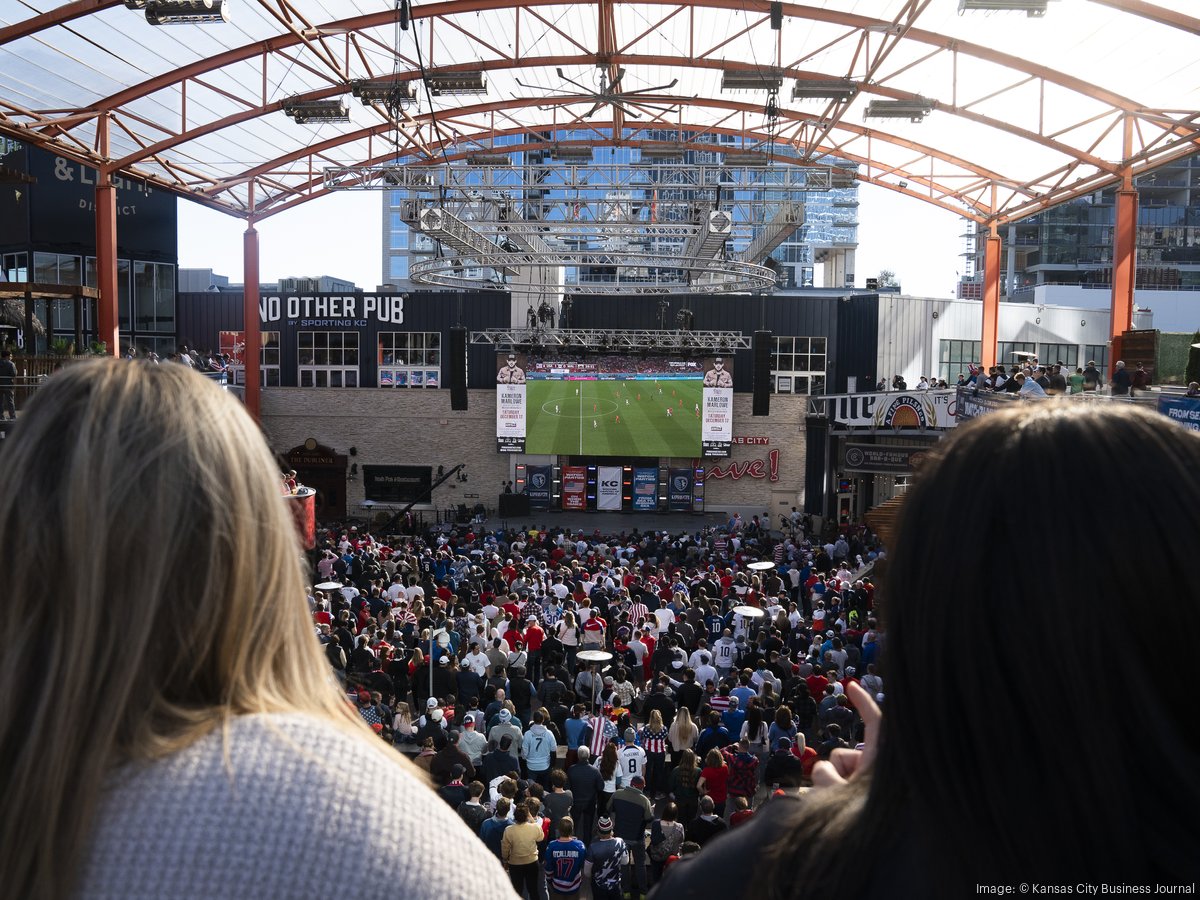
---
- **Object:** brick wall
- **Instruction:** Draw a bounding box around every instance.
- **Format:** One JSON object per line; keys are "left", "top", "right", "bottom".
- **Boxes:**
{"left": 260, "top": 389, "right": 807, "bottom": 516}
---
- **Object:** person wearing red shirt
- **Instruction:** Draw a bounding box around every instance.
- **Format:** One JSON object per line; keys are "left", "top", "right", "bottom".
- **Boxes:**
{"left": 523, "top": 621, "right": 545, "bottom": 682}
{"left": 806, "top": 669, "right": 829, "bottom": 705}
{"left": 581, "top": 614, "right": 607, "bottom": 651}
{"left": 697, "top": 749, "right": 730, "bottom": 817}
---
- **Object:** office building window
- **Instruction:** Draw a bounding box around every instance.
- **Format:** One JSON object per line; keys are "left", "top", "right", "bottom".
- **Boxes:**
{"left": 1084, "top": 344, "right": 1110, "bottom": 380}
{"left": 771, "top": 336, "right": 827, "bottom": 394}
{"left": 226, "top": 332, "right": 281, "bottom": 387}
{"left": 998, "top": 341, "right": 1036, "bottom": 369}
{"left": 298, "top": 331, "right": 359, "bottom": 387}
{"left": 939, "top": 339, "right": 982, "bottom": 383}
{"left": 1038, "top": 343, "right": 1078, "bottom": 369}
{"left": 133, "top": 261, "right": 175, "bottom": 333}
{"left": 378, "top": 331, "right": 441, "bottom": 387}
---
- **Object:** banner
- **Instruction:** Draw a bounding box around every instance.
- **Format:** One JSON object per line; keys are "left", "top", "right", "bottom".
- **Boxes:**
{"left": 827, "top": 390, "right": 958, "bottom": 429}
{"left": 632, "top": 467, "right": 658, "bottom": 511}
{"left": 526, "top": 466, "right": 552, "bottom": 509}
{"left": 843, "top": 444, "right": 932, "bottom": 475}
{"left": 496, "top": 352, "right": 528, "bottom": 452}
{"left": 668, "top": 468, "right": 693, "bottom": 511}
{"left": 363, "top": 465, "right": 432, "bottom": 503}
{"left": 562, "top": 466, "right": 587, "bottom": 511}
{"left": 954, "top": 387, "right": 1011, "bottom": 422}
{"left": 1158, "top": 395, "right": 1200, "bottom": 432}
{"left": 701, "top": 356, "right": 734, "bottom": 458}
{"left": 597, "top": 466, "right": 623, "bottom": 511}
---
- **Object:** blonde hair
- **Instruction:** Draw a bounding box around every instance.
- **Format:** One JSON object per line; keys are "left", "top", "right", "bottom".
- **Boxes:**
{"left": 0, "top": 360, "right": 376, "bottom": 899}
{"left": 669, "top": 706, "right": 698, "bottom": 749}
{"left": 648, "top": 708, "right": 665, "bottom": 731}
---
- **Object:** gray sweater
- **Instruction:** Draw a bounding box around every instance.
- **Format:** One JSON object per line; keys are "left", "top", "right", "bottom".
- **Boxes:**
{"left": 77, "top": 712, "right": 518, "bottom": 899}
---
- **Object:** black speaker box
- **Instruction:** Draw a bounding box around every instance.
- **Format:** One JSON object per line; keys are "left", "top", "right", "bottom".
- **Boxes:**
{"left": 753, "top": 329, "right": 771, "bottom": 417}
{"left": 450, "top": 326, "right": 468, "bottom": 410}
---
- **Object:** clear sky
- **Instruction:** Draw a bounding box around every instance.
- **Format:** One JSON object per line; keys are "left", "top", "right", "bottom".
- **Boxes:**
{"left": 177, "top": 178, "right": 965, "bottom": 298}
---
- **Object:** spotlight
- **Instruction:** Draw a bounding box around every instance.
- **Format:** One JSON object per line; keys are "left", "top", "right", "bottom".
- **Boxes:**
{"left": 283, "top": 98, "right": 350, "bottom": 124}
{"left": 141, "top": 0, "right": 228, "bottom": 24}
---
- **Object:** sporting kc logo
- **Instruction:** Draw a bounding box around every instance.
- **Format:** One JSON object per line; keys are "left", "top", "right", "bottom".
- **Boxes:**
{"left": 531, "top": 474, "right": 547, "bottom": 488}
{"left": 672, "top": 476, "right": 689, "bottom": 491}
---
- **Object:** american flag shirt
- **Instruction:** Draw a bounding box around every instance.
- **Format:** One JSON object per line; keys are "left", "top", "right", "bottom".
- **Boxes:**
{"left": 640, "top": 726, "right": 669, "bottom": 754}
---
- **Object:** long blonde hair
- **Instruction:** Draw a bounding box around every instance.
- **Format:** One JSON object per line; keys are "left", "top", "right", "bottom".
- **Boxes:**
{"left": 0, "top": 360, "right": 374, "bottom": 899}
{"left": 669, "top": 706, "right": 698, "bottom": 749}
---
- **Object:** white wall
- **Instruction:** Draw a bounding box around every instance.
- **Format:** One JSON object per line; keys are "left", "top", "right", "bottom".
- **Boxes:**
{"left": 1032, "top": 284, "right": 1195, "bottom": 333}
{"left": 878, "top": 295, "right": 1124, "bottom": 385}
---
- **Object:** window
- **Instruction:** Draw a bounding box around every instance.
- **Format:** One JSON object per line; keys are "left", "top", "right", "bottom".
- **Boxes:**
{"left": 133, "top": 261, "right": 175, "bottom": 333}
{"left": 1085, "top": 344, "right": 1110, "bottom": 380}
{"left": 1038, "top": 343, "right": 1078, "bottom": 370}
{"left": 226, "top": 332, "right": 281, "bottom": 387}
{"left": 938, "top": 339, "right": 982, "bottom": 383}
{"left": 378, "top": 331, "right": 441, "bottom": 388}
{"left": 388, "top": 256, "right": 410, "bottom": 280}
{"left": 298, "top": 331, "right": 360, "bottom": 387}
{"left": 997, "top": 341, "right": 1036, "bottom": 369}
{"left": 3, "top": 252, "right": 28, "bottom": 282}
{"left": 771, "top": 336, "right": 827, "bottom": 394}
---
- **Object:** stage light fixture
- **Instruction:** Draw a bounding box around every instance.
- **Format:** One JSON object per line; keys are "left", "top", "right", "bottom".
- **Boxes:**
{"left": 141, "top": 0, "right": 228, "bottom": 24}
{"left": 959, "top": 0, "right": 1050, "bottom": 16}
{"left": 425, "top": 72, "right": 488, "bottom": 96}
{"left": 720, "top": 69, "right": 784, "bottom": 92}
{"left": 864, "top": 98, "right": 934, "bottom": 122}
{"left": 791, "top": 79, "right": 856, "bottom": 101}
{"left": 283, "top": 98, "right": 351, "bottom": 124}
{"left": 349, "top": 79, "right": 416, "bottom": 107}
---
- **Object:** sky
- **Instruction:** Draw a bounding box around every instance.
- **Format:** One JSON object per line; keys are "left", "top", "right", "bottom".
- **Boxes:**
{"left": 176, "top": 179, "right": 965, "bottom": 297}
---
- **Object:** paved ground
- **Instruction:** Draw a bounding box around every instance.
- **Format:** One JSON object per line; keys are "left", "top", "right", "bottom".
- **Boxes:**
{"left": 487, "top": 510, "right": 730, "bottom": 534}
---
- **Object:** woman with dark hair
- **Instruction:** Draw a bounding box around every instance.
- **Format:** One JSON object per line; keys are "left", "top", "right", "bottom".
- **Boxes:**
{"left": 655, "top": 404, "right": 1200, "bottom": 897}
{"left": 668, "top": 748, "right": 701, "bottom": 825}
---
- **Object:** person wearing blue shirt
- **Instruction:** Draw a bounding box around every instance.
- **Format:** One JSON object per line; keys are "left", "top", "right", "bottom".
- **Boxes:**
{"left": 479, "top": 798, "right": 513, "bottom": 858}
{"left": 721, "top": 696, "right": 746, "bottom": 737}
{"left": 544, "top": 817, "right": 587, "bottom": 898}
{"left": 521, "top": 712, "right": 555, "bottom": 788}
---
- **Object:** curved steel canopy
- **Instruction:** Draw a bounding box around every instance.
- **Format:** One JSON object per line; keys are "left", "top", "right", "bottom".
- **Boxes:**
{"left": 1, "top": 0, "right": 1199, "bottom": 226}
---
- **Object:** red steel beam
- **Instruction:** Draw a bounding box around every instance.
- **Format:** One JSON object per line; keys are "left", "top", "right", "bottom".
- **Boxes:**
{"left": 243, "top": 218, "right": 261, "bottom": 421}
{"left": 0, "top": 0, "right": 120, "bottom": 47}
{"left": 94, "top": 114, "right": 119, "bottom": 356}
{"left": 980, "top": 231, "right": 1001, "bottom": 370}
{"left": 1087, "top": 0, "right": 1200, "bottom": 36}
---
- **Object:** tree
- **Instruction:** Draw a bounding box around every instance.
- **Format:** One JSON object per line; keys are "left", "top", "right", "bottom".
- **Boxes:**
{"left": 1186, "top": 330, "right": 1200, "bottom": 386}
{"left": 878, "top": 269, "right": 898, "bottom": 288}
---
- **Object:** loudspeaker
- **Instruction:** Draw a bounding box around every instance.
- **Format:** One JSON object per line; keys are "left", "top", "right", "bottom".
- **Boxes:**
{"left": 450, "top": 326, "right": 467, "bottom": 410}
{"left": 753, "top": 330, "right": 771, "bottom": 417}
{"left": 769, "top": 1, "right": 782, "bottom": 30}
{"left": 499, "top": 494, "right": 530, "bottom": 519}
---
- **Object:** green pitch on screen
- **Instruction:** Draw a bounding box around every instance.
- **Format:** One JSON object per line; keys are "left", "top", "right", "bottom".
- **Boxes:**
{"left": 525, "top": 379, "right": 704, "bottom": 456}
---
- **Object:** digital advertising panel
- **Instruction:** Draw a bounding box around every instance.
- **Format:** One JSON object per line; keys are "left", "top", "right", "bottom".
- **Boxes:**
{"left": 597, "top": 466, "right": 623, "bottom": 510}
{"left": 632, "top": 467, "right": 658, "bottom": 511}
{"left": 495, "top": 351, "right": 527, "bottom": 452}
{"left": 501, "top": 354, "right": 734, "bottom": 457}
{"left": 526, "top": 465, "right": 552, "bottom": 509}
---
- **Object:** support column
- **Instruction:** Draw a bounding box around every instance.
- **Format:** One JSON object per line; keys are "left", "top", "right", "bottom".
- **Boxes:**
{"left": 1111, "top": 180, "right": 1137, "bottom": 341}
{"left": 243, "top": 220, "right": 261, "bottom": 421}
{"left": 980, "top": 230, "right": 1001, "bottom": 370}
{"left": 95, "top": 115, "right": 119, "bottom": 356}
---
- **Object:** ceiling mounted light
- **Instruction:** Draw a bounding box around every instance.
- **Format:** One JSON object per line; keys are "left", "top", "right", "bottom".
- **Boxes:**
{"left": 349, "top": 79, "right": 416, "bottom": 107}
{"left": 283, "top": 98, "right": 351, "bottom": 124}
{"left": 467, "top": 152, "right": 511, "bottom": 166}
{"left": 724, "top": 150, "right": 771, "bottom": 166}
{"left": 426, "top": 72, "right": 487, "bottom": 96}
{"left": 141, "top": 0, "right": 228, "bottom": 24}
{"left": 829, "top": 167, "right": 857, "bottom": 188}
{"left": 958, "top": 0, "right": 1051, "bottom": 15}
{"left": 720, "top": 69, "right": 784, "bottom": 92}
{"left": 551, "top": 145, "right": 593, "bottom": 162}
{"left": 864, "top": 98, "right": 934, "bottom": 122}
{"left": 791, "top": 79, "right": 856, "bottom": 101}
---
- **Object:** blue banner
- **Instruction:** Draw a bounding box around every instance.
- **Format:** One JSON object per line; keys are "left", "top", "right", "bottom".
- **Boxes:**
{"left": 632, "top": 468, "right": 658, "bottom": 511}
{"left": 526, "top": 466, "right": 552, "bottom": 509}
{"left": 668, "top": 468, "right": 693, "bottom": 511}
{"left": 1158, "top": 395, "right": 1200, "bottom": 432}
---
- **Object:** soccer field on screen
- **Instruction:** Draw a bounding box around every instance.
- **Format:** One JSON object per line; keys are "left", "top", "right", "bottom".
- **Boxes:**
{"left": 526, "top": 379, "right": 703, "bottom": 456}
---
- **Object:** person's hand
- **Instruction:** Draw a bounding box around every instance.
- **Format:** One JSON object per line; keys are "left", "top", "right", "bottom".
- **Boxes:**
{"left": 810, "top": 681, "right": 880, "bottom": 789}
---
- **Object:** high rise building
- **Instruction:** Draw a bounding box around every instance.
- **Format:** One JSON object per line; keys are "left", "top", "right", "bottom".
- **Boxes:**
{"left": 380, "top": 130, "right": 858, "bottom": 297}
{"left": 957, "top": 153, "right": 1200, "bottom": 331}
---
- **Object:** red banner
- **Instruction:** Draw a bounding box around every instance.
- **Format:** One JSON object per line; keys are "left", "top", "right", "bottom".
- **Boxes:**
{"left": 562, "top": 466, "right": 587, "bottom": 510}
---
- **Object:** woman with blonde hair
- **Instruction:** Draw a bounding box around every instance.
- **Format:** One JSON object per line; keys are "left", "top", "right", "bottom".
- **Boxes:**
{"left": 0, "top": 361, "right": 513, "bottom": 899}
{"left": 668, "top": 705, "right": 699, "bottom": 765}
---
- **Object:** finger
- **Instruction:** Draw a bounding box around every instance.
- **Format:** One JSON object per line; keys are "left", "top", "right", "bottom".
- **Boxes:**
{"left": 810, "top": 759, "right": 848, "bottom": 789}
{"left": 846, "top": 680, "right": 882, "bottom": 769}
{"left": 827, "top": 746, "right": 863, "bottom": 781}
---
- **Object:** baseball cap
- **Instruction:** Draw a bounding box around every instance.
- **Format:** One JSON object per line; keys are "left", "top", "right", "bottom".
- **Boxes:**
{"left": 464, "top": 718, "right": 476, "bottom": 728}
{"left": 426, "top": 697, "right": 438, "bottom": 708}
{"left": 431, "top": 708, "right": 444, "bottom": 722}
{"left": 438, "top": 656, "right": 450, "bottom": 665}
{"left": 597, "top": 817, "right": 613, "bottom": 834}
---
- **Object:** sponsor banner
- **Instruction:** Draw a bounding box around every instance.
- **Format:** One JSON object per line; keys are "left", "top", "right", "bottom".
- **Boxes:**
{"left": 668, "top": 468, "right": 693, "bottom": 511}
{"left": 632, "top": 467, "right": 658, "bottom": 511}
{"left": 702, "top": 386, "right": 733, "bottom": 457}
{"left": 1158, "top": 395, "right": 1200, "bottom": 432}
{"left": 526, "top": 466, "right": 552, "bottom": 509}
{"left": 954, "top": 387, "right": 1010, "bottom": 421}
{"left": 562, "top": 466, "right": 587, "bottom": 511}
{"left": 843, "top": 444, "right": 932, "bottom": 475}
{"left": 826, "top": 390, "right": 958, "bottom": 429}
{"left": 597, "top": 466, "right": 623, "bottom": 511}
{"left": 362, "top": 465, "right": 433, "bottom": 503}
{"left": 496, "top": 351, "right": 528, "bottom": 453}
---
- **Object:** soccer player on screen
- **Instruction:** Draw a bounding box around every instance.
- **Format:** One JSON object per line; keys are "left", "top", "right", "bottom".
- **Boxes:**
{"left": 666, "top": 407, "right": 673, "bottom": 417}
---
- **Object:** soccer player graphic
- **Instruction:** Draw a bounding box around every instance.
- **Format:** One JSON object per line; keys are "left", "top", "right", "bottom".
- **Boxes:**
{"left": 666, "top": 406, "right": 673, "bottom": 417}
{"left": 625, "top": 398, "right": 630, "bottom": 405}
{"left": 497, "top": 353, "right": 526, "bottom": 384}
{"left": 554, "top": 404, "right": 560, "bottom": 414}
{"left": 615, "top": 414, "right": 621, "bottom": 424}
{"left": 703, "top": 357, "right": 733, "bottom": 388}
{"left": 593, "top": 419, "right": 598, "bottom": 429}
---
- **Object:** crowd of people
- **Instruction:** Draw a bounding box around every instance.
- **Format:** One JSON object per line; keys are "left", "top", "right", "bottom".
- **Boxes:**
{"left": 316, "top": 514, "right": 883, "bottom": 899}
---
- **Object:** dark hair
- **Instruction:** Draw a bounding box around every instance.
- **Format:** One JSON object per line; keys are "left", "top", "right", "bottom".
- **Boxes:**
{"left": 756, "top": 405, "right": 1200, "bottom": 895}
